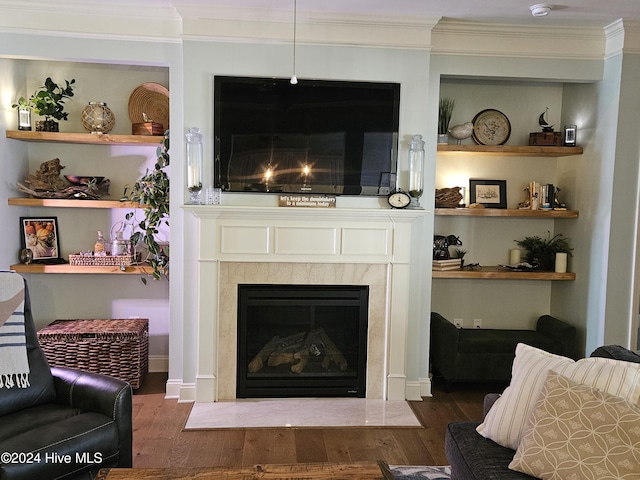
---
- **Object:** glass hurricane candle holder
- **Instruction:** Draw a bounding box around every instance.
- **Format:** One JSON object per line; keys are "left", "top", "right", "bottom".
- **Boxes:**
{"left": 186, "top": 127, "right": 203, "bottom": 204}
{"left": 408, "top": 134, "right": 425, "bottom": 209}
{"left": 18, "top": 107, "right": 32, "bottom": 131}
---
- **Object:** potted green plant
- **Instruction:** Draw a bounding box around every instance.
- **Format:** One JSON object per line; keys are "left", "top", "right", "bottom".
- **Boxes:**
{"left": 121, "top": 131, "right": 170, "bottom": 283}
{"left": 438, "top": 97, "right": 455, "bottom": 144}
{"left": 515, "top": 231, "right": 572, "bottom": 271}
{"left": 28, "top": 77, "right": 76, "bottom": 132}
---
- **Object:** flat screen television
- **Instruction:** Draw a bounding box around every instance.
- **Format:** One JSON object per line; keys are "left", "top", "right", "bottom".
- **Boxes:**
{"left": 214, "top": 76, "right": 400, "bottom": 196}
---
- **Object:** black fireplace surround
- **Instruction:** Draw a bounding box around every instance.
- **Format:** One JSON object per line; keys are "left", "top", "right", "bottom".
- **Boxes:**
{"left": 237, "top": 284, "right": 369, "bottom": 398}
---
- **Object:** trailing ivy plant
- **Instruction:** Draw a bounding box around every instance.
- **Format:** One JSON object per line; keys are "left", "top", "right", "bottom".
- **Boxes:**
{"left": 121, "top": 131, "right": 170, "bottom": 283}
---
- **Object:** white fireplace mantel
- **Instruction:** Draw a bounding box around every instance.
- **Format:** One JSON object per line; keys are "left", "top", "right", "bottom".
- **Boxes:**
{"left": 185, "top": 205, "right": 428, "bottom": 402}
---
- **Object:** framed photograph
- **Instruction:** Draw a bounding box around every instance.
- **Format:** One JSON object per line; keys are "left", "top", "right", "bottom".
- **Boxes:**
{"left": 20, "top": 217, "right": 61, "bottom": 262}
{"left": 469, "top": 179, "right": 507, "bottom": 209}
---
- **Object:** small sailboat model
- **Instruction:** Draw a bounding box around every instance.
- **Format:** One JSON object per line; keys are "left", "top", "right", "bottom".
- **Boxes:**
{"left": 538, "top": 107, "right": 554, "bottom": 132}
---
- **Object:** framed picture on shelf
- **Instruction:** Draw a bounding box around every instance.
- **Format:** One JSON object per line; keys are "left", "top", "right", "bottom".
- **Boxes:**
{"left": 469, "top": 179, "right": 507, "bottom": 209}
{"left": 20, "top": 217, "right": 61, "bottom": 263}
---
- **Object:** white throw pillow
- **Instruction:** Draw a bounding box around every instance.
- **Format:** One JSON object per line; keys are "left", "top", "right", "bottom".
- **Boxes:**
{"left": 476, "top": 343, "right": 640, "bottom": 450}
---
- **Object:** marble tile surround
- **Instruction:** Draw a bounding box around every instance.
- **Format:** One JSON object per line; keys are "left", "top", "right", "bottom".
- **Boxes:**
{"left": 217, "top": 262, "right": 388, "bottom": 400}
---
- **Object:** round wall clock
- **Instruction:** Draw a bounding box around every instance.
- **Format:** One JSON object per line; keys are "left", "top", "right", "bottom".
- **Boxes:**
{"left": 472, "top": 109, "right": 511, "bottom": 146}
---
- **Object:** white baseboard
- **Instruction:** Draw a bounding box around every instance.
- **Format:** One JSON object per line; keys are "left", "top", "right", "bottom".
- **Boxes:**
{"left": 164, "top": 379, "right": 182, "bottom": 399}
{"left": 419, "top": 376, "right": 432, "bottom": 397}
{"left": 149, "top": 355, "right": 168, "bottom": 373}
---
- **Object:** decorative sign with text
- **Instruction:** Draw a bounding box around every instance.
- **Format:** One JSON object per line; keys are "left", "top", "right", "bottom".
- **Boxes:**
{"left": 279, "top": 194, "right": 336, "bottom": 208}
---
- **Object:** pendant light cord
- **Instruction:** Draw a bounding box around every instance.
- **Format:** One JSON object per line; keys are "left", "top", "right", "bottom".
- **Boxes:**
{"left": 291, "top": 0, "right": 298, "bottom": 84}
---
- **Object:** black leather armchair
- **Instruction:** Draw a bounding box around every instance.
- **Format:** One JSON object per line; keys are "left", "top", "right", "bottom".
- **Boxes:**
{"left": 0, "top": 272, "right": 132, "bottom": 480}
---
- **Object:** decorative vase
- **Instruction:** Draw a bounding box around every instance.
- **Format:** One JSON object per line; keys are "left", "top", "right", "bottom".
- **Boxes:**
{"left": 81, "top": 102, "right": 115, "bottom": 134}
{"left": 36, "top": 120, "right": 59, "bottom": 132}
{"left": 438, "top": 133, "right": 449, "bottom": 144}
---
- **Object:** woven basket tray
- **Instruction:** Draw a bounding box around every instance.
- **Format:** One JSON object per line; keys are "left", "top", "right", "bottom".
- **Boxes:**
{"left": 69, "top": 254, "right": 134, "bottom": 267}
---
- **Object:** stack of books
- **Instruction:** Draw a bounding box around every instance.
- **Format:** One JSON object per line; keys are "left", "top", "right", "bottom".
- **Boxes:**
{"left": 432, "top": 258, "right": 462, "bottom": 271}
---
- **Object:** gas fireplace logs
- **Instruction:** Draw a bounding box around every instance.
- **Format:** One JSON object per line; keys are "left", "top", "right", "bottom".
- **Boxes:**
{"left": 248, "top": 328, "right": 348, "bottom": 374}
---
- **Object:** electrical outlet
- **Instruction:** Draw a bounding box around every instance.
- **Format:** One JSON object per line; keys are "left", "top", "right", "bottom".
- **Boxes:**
{"left": 453, "top": 318, "right": 463, "bottom": 329}
{"left": 473, "top": 318, "right": 482, "bottom": 329}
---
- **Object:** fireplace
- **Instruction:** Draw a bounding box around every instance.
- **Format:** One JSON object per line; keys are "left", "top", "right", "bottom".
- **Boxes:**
{"left": 185, "top": 205, "right": 429, "bottom": 403}
{"left": 237, "top": 284, "right": 368, "bottom": 398}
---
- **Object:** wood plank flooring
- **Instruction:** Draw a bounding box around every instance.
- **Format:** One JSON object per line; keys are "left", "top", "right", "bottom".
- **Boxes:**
{"left": 132, "top": 374, "right": 506, "bottom": 468}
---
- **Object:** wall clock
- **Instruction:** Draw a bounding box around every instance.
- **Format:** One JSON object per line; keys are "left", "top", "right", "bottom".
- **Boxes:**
{"left": 472, "top": 109, "right": 511, "bottom": 146}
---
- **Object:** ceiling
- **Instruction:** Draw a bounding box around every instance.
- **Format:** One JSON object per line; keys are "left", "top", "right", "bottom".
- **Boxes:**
{"left": 88, "top": 0, "right": 640, "bottom": 28}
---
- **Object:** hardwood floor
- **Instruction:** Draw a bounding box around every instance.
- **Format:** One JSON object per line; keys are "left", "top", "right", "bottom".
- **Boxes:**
{"left": 132, "top": 374, "right": 505, "bottom": 468}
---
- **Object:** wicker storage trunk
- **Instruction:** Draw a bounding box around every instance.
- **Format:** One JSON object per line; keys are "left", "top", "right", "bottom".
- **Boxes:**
{"left": 37, "top": 318, "right": 149, "bottom": 389}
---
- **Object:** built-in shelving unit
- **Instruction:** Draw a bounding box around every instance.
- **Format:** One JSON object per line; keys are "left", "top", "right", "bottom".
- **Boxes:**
{"left": 435, "top": 208, "right": 578, "bottom": 218}
{"left": 434, "top": 142, "right": 581, "bottom": 282}
{"left": 7, "top": 129, "right": 160, "bottom": 274}
{"left": 437, "top": 144, "right": 583, "bottom": 157}
{"left": 6, "top": 130, "right": 164, "bottom": 145}
{"left": 432, "top": 266, "right": 575, "bottom": 280}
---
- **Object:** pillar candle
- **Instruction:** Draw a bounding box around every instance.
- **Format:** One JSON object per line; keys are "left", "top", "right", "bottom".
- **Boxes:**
{"left": 555, "top": 252, "right": 568, "bottom": 273}
{"left": 510, "top": 249, "right": 521, "bottom": 264}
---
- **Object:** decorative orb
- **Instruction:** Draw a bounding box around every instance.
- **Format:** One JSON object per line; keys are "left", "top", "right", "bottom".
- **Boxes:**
{"left": 81, "top": 102, "right": 115, "bottom": 134}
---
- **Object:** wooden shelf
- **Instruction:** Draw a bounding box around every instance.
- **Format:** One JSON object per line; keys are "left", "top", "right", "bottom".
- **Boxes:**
{"left": 437, "top": 144, "right": 583, "bottom": 157}
{"left": 8, "top": 198, "right": 141, "bottom": 209}
{"left": 432, "top": 266, "right": 575, "bottom": 280}
{"left": 435, "top": 208, "right": 578, "bottom": 218}
{"left": 6, "top": 130, "right": 164, "bottom": 146}
{"left": 10, "top": 263, "right": 152, "bottom": 275}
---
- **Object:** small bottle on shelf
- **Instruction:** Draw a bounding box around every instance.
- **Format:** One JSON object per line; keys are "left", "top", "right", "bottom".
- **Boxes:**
{"left": 94, "top": 230, "right": 107, "bottom": 256}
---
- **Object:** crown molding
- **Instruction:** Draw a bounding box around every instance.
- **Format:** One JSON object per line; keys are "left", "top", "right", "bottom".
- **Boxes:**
{"left": 432, "top": 20, "right": 606, "bottom": 60}
{"left": 0, "top": 0, "right": 181, "bottom": 39}
{"left": 605, "top": 19, "right": 640, "bottom": 55}
{"left": 178, "top": 6, "right": 440, "bottom": 49}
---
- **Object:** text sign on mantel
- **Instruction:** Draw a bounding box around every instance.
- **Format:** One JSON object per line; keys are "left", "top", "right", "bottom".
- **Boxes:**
{"left": 278, "top": 194, "right": 336, "bottom": 208}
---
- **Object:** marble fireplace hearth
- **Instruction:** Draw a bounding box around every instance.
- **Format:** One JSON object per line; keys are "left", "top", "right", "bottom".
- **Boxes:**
{"left": 186, "top": 205, "right": 427, "bottom": 402}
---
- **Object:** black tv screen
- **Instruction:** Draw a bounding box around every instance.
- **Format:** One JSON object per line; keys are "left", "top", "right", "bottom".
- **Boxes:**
{"left": 214, "top": 76, "right": 400, "bottom": 196}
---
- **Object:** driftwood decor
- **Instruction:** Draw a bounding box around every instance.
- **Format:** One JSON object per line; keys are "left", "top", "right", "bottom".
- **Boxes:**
{"left": 17, "top": 158, "right": 110, "bottom": 199}
{"left": 435, "top": 187, "right": 463, "bottom": 208}
{"left": 248, "top": 328, "right": 348, "bottom": 375}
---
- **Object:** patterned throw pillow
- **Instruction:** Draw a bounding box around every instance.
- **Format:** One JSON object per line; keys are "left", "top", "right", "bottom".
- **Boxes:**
{"left": 509, "top": 371, "right": 640, "bottom": 479}
{"left": 477, "top": 343, "right": 640, "bottom": 450}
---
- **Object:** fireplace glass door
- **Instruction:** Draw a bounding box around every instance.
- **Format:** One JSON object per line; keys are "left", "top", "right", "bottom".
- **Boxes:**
{"left": 237, "top": 284, "right": 368, "bottom": 398}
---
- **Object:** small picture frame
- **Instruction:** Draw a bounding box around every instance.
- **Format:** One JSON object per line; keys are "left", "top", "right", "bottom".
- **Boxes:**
{"left": 469, "top": 179, "right": 507, "bottom": 209}
{"left": 20, "top": 217, "right": 61, "bottom": 262}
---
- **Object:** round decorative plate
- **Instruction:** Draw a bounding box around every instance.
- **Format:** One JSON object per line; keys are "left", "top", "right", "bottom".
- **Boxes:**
{"left": 472, "top": 109, "right": 511, "bottom": 145}
{"left": 128, "top": 82, "right": 170, "bottom": 130}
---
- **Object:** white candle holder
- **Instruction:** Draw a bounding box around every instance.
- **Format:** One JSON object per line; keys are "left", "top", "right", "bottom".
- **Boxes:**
{"left": 186, "top": 127, "right": 203, "bottom": 204}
